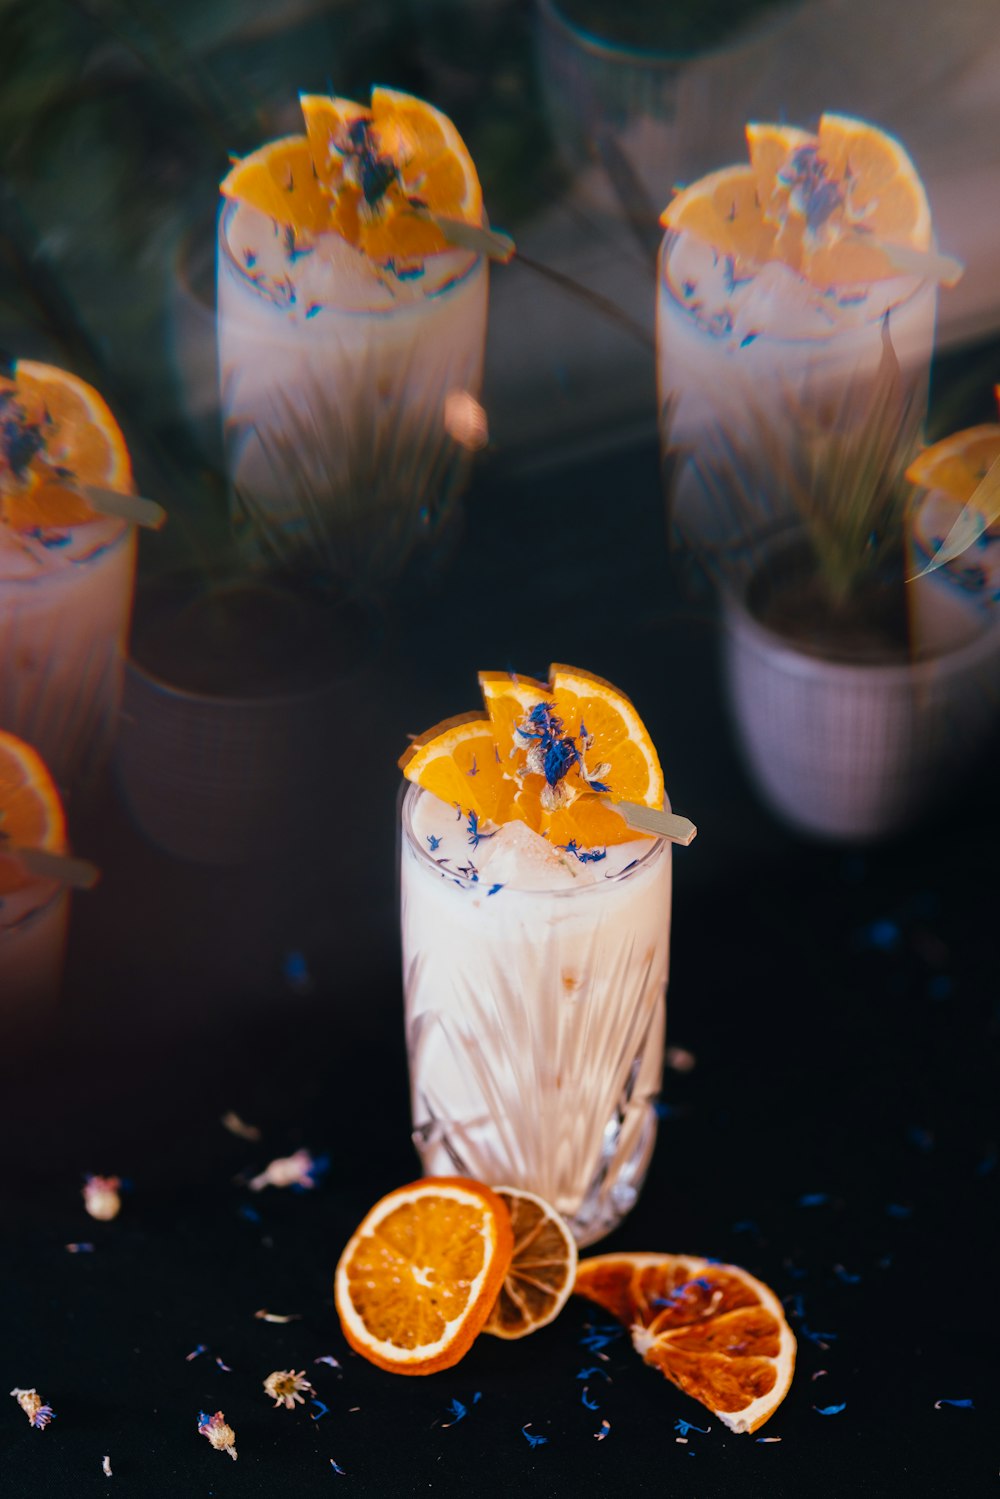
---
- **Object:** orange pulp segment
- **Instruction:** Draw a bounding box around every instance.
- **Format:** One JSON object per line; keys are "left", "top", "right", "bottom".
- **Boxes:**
{"left": 0, "top": 730, "right": 67, "bottom": 896}
{"left": 334, "top": 1177, "right": 514, "bottom": 1374}
{"left": 575, "top": 1252, "right": 796, "bottom": 1435}
{"left": 663, "top": 112, "right": 931, "bottom": 287}
{"left": 223, "top": 88, "right": 482, "bottom": 265}
{"left": 0, "top": 361, "right": 132, "bottom": 531}
{"left": 484, "top": 1187, "right": 578, "bottom": 1340}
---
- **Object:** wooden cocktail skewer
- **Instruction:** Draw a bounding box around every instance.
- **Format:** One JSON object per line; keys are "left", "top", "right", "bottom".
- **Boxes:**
{"left": 612, "top": 800, "right": 697, "bottom": 846}
{"left": 4, "top": 845, "right": 101, "bottom": 889}
{"left": 75, "top": 484, "right": 166, "bottom": 530}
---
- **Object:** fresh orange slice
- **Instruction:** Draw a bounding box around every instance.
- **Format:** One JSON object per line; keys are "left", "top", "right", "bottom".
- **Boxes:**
{"left": 574, "top": 1252, "right": 796, "bottom": 1435}
{"left": 223, "top": 88, "right": 482, "bottom": 266}
{"left": 661, "top": 165, "right": 776, "bottom": 266}
{"left": 663, "top": 112, "right": 932, "bottom": 287}
{"left": 0, "top": 360, "right": 132, "bottom": 531}
{"left": 334, "top": 1177, "right": 514, "bottom": 1375}
{"left": 399, "top": 712, "right": 539, "bottom": 831}
{"left": 0, "top": 730, "right": 67, "bottom": 896}
{"left": 905, "top": 425, "right": 1000, "bottom": 505}
{"left": 549, "top": 664, "right": 664, "bottom": 811}
{"left": 483, "top": 1187, "right": 577, "bottom": 1341}
{"left": 402, "top": 666, "right": 664, "bottom": 850}
{"left": 478, "top": 670, "right": 550, "bottom": 769}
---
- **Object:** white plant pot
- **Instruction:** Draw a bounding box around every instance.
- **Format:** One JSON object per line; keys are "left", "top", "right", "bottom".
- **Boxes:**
{"left": 722, "top": 571, "right": 1000, "bottom": 841}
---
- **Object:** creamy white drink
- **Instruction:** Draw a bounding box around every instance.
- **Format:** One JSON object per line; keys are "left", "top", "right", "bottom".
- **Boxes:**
{"left": 401, "top": 783, "right": 671, "bottom": 1247}
{"left": 217, "top": 201, "right": 486, "bottom": 584}
{"left": 0, "top": 517, "right": 136, "bottom": 791}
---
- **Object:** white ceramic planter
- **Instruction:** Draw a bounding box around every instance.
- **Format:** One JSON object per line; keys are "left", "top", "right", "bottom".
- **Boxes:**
{"left": 723, "top": 576, "right": 1000, "bottom": 841}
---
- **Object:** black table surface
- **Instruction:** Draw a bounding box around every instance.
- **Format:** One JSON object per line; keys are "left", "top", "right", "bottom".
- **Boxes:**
{"left": 2, "top": 420, "right": 998, "bottom": 1498}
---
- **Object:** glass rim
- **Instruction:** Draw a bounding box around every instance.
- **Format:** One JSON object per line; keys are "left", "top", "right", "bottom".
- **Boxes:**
{"left": 400, "top": 780, "right": 669, "bottom": 897}
{"left": 0, "top": 874, "right": 67, "bottom": 935}
{"left": 217, "top": 198, "right": 485, "bottom": 319}
{"left": 0, "top": 512, "right": 133, "bottom": 586}
{"left": 659, "top": 229, "right": 936, "bottom": 347}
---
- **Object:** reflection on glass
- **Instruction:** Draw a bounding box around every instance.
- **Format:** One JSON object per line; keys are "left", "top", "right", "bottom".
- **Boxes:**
{"left": 217, "top": 200, "right": 488, "bottom": 591}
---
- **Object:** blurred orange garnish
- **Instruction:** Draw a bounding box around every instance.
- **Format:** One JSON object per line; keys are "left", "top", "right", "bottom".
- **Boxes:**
{"left": 0, "top": 361, "right": 132, "bottom": 530}
{"left": 0, "top": 730, "right": 66, "bottom": 896}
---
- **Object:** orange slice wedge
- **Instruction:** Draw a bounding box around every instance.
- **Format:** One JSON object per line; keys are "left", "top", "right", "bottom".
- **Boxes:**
{"left": 663, "top": 112, "right": 932, "bottom": 287}
{"left": 223, "top": 88, "right": 482, "bottom": 266}
{"left": 400, "top": 712, "right": 539, "bottom": 830}
{"left": 0, "top": 730, "right": 67, "bottom": 896}
{"left": 905, "top": 425, "right": 1000, "bottom": 505}
{"left": 220, "top": 135, "right": 331, "bottom": 236}
{"left": 549, "top": 663, "right": 664, "bottom": 810}
{"left": 483, "top": 1187, "right": 577, "bottom": 1340}
{"left": 575, "top": 1252, "right": 796, "bottom": 1435}
{"left": 334, "top": 1177, "right": 514, "bottom": 1375}
{"left": 0, "top": 360, "right": 132, "bottom": 530}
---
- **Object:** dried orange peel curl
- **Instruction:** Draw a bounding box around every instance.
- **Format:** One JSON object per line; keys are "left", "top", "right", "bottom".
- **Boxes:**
{"left": 220, "top": 87, "right": 513, "bottom": 267}
{"left": 399, "top": 664, "right": 665, "bottom": 852}
{"left": 662, "top": 112, "right": 960, "bottom": 289}
{"left": 575, "top": 1252, "right": 796, "bottom": 1435}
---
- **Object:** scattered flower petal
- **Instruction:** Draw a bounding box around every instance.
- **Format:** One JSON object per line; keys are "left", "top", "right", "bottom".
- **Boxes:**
{"left": 263, "top": 1370, "right": 315, "bottom": 1409}
{"left": 10, "top": 1388, "right": 55, "bottom": 1430}
{"left": 814, "top": 1403, "right": 847, "bottom": 1416}
{"left": 198, "top": 1410, "right": 237, "bottom": 1459}
{"left": 83, "top": 1175, "right": 122, "bottom": 1222}
{"left": 221, "top": 1111, "right": 261, "bottom": 1141}
{"left": 66, "top": 1242, "right": 94, "bottom": 1254}
{"left": 934, "top": 1398, "right": 974, "bottom": 1409}
{"left": 594, "top": 1419, "right": 611, "bottom": 1441}
{"left": 255, "top": 1309, "right": 302, "bottom": 1323}
{"left": 102, "top": 1454, "right": 112, "bottom": 1475}
{"left": 521, "top": 1422, "right": 548, "bottom": 1448}
{"left": 248, "top": 1149, "right": 326, "bottom": 1192}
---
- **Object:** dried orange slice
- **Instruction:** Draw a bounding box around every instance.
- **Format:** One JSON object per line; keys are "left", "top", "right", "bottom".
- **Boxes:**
{"left": 0, "top": 730, "right": 67, "bottom": 897}
{"left": 223, "top": 88, "right": 482, "bottom": 266}
{"left": 483, "top": 1187, "right": 577, "bottom": 1340}
{"left": 0, "top": 360, "right": 132, "bottom": 530}
{"left": 905, "top": 425, "right": 1000, "bottom": 505}
{"left": 334, "top": 1177, "right": 514, "bottom": 1375}
{"left": 575, "top": 1252, "right": 796, "bottom": 1435}
{"left": 663, "top": 112, "right": 931, "bottom": 287}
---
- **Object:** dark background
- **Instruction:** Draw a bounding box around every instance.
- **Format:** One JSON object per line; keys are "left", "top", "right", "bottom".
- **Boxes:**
{"left": 2, "top": 403, "right": 998, "bottom": 1496}
{"left": 2, "top": 0, "right": 999, "bottom": 1493}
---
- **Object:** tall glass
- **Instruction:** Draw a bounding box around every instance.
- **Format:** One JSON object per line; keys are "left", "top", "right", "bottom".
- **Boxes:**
{"left": 400, "top": 783, "right": 672, "bottom": 1247}
{"left": 0, "top": 879, "right": 68, "bottom": 1019}
{"left": 0, "top": 516, "right": 137, "bottom": 792}
{"left": 656, "top": 227, "right": 938, "bottom": 559}
{"left": 216, "top": 199, "right": 488, "bottom": 590}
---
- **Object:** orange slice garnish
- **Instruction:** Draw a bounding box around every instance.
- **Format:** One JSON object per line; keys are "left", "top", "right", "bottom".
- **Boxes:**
{"left": 663, "top": 112, "right": 932, "bottom": 287}
{"left": 402, "top": 666, "right": 664, "bottom": 851}
{"left": 0, "top": 730, "right": 67, "bottom": 896}
{"left": 484, "top": 1187, "right": 577, "bottom": 1341}
{"left": 549, "top": 663, "right": 664, "bottom": 811}
{"left": 0, "top": 360, "right": 132, "bottom": 531}
{"left": 575, "top": 1252, "right": 796, "bottom": 1435}
{"left": 334, "top": 1177, "right": 514, "bottom": 1375}
{"left": 222, "top": 88, "right": 483, "bottom": 266}
{"left": 905, "top": 424, "right": 1000, "bottom": 505}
